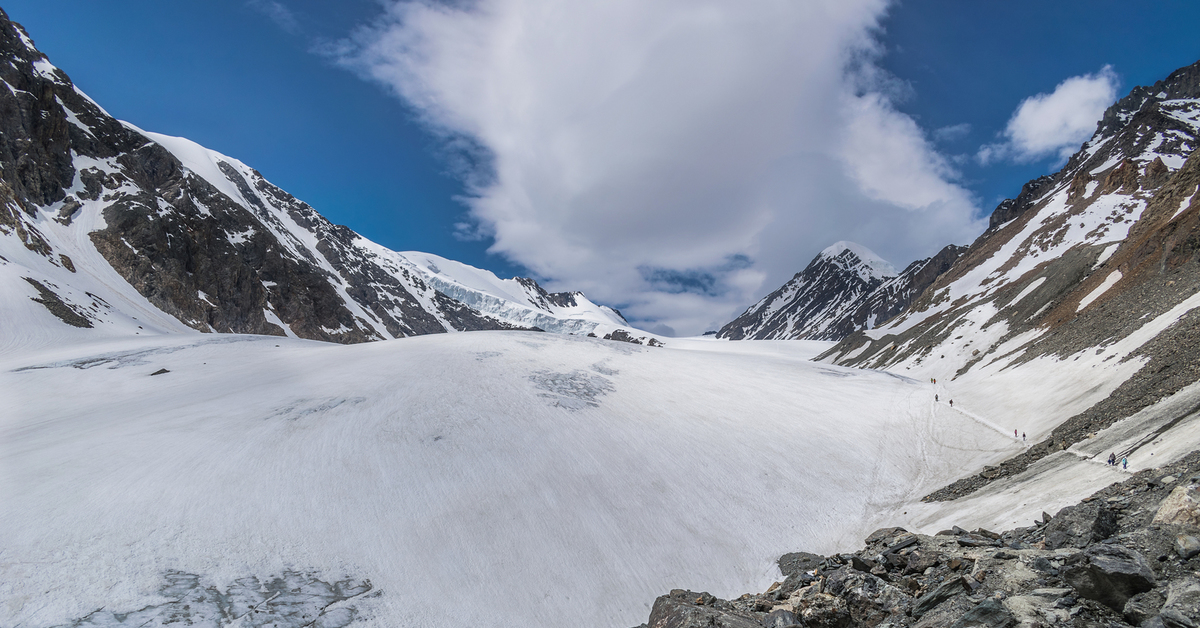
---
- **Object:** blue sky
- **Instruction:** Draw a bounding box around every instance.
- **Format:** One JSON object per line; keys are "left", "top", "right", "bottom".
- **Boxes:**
{"left": 7, "top": 1, "right": 1200, "bottom": 334}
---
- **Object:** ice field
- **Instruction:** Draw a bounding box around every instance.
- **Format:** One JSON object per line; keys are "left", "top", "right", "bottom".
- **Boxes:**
{"left": 1, "top": 331, "right": 1023, "bottom": 628}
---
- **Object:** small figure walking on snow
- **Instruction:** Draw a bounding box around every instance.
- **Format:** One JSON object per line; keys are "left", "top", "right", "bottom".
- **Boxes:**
{"left": 935, "top": 394, "right": 939, "bottom": 402}
{"left": 1122, "top": 457, "right": 1128, "bottom": 470}
{"left": 1108, "top": 453, "right": 1116, "bottom": 466}
{"left": 949, "top": 399, "right": 953, "bottom": 407}
{"left": 1014, "top": 429, "right": 1018, "bottom": 438}
{"left": 1022, "top": 432, "right": 1026, "bottom": 442}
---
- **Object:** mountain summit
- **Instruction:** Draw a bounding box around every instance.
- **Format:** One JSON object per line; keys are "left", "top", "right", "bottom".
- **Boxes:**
{"left": 718, "top": 241, "right": 964, "bottom": 341}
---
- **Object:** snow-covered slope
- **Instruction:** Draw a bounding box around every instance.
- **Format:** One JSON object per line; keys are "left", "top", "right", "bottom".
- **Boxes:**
{"left": 818, "top": 59, "right": 1200, "bottom": 491}
{"left": 0, "top": 12, "right": 623, "bottom": 348}
{"left": 718, "top": 241, "right": 964, "bottom": 341}
{"left": 0, "top": 331, "right": 1021, "bottom": 628}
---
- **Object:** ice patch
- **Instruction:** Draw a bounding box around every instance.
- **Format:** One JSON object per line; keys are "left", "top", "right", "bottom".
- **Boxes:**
{"left": 1077, "top": 270, "right": 1122, "bottom": 312}
{"left": 1093, "top": 243, "right": 1121, "bottom": 269}
{"left": 529, "top": 369, "right": 614, "bottom": 410}
{"left": 1171, "top": 184, "right": 1198, "bottom": 221}
{"left": 1008, "top": 277, "right": 1046, "bottom": 307}
{"left": 49, "top": 570, "right": 374, "bottom": 628}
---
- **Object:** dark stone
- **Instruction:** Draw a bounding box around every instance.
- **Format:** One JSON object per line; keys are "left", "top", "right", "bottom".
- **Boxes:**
{"left": 865, "top": 527, "right": 908, "bottom": 545}
{"left": 905, "top": 550, "right": 939, "bottom": 575}
{"left": 649, "top": 590, "right": 759, "bottom": 628}
{"left": 23, "top": 277, "right": 92, "bottom": 327}
{"left": 947, "top": 599, "right": 1016, "bottom": 628}
{"left": 778, "top": 552, "right": 823, "bottom": 578}
{"left": 822, "top": 567, "right": 911, "bottom": 626}
{"left": 1063, "top": 544, "right": 1157, "bottom": 611}
{"left": 1124, "top": 589, "right": 1167, "bottom": 626}
{"left": 912, "top": 577, "right": 966, "bottom": 618}
{"left": 1176, "top": 534, "right": 1200, "bottom": 560}
{"left": 1044, "top": 501, "right": 1119, "bottom": 549}
{"left": 150, "top": 368, "right": 170, "bottom": 376}
{"left": 848, "top": 554, "right": 875, "bottom": 573}
{"left": 760, "top": 609, "right": 799, "bottom": 628}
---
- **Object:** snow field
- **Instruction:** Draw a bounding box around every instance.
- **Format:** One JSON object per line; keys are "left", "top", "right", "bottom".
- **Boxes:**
{"left": 1, "top": 331, "right": 1019, "bottom": 628}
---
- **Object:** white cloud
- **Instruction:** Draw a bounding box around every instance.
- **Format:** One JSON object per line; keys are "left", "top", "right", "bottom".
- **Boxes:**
{"left": 248, "top": 0, "right": 302, "bottom": 35}
{"left": 339, "top": 0, "right": 985, "bottom": 335}
{"left": 981, "top": 66, "right": 1119, "bottom": 164}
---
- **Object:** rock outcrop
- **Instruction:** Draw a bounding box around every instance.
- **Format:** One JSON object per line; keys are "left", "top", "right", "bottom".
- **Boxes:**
{"left": 636, "top": 451, "right": 1200, "bottom": 628}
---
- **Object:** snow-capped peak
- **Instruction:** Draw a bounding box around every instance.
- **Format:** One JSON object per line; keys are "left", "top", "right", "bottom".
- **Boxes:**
{"left": 819, "top": 241, "right": 898, "bottom": 281}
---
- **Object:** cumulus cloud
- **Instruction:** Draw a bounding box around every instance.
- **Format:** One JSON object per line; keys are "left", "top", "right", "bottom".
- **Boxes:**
{"left": 980, "top": 66, "right": 1119, "bottom": 164}
{"left": 338, "top": 0, "right": 985, "bottom": 335}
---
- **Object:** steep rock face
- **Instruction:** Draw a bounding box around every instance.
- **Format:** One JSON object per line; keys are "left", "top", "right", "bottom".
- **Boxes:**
{"left": 0, "top": 10, "right": 623, "bottom": 343}
{"left": 718, "top": 242, "right": 896, "bottom": 341}
{"left": 817, "top": 60, "right": 1200, "bottom": 490}
{"left": 718, "top": 241, "right": 964, "bottom": 341}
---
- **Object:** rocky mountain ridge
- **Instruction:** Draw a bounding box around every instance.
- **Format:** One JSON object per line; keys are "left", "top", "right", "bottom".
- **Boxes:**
{"left": 718, "top": 241, "right": 965, "bottom": 341}
{"left": 0, "top": 9, "right": 627, "bottom": 347}
{"left": 809, "top": 59, "right": 1200, "bottom": 502}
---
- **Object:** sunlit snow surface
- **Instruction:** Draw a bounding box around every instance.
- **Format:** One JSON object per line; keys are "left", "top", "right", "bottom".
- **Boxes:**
{"left": 0, "top": 332, "right": 1020, "bottom": 628}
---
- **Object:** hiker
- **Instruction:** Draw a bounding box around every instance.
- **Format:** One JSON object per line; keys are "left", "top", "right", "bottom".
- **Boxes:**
{"left": 1122, "top": 457, "right": 1128, "bottom": 470}
{"left": 1014, "top": 429, "right": 1018, "bottom": 438}
{"left": 935, "top": 394, "right": 939, "bottom": 402}
{"left": 1022, "top": 432, "right": 1026, "bottom": 442}
{"left": 949, "top": 399, "right": 953, "bottom": 407}
{"left": 1108, "top": 453, "right": 1116, "bottom": 466}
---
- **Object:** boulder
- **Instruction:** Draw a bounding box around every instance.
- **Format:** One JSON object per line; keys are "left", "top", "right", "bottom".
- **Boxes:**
{"left": 761, "top": 608, "right": 800, "bottom": 628}
{"left": 1062, "top": 544, "right": 1157, "bottom": 611}
{"left": 822, "top": 566, "right": 911, "bottom": 624}
{"left": 913, "top": 596, "right": 973, "bottom": 628}
{"left": 778, "top": 552, "right": 823, "bottom": 578}
{"left": 948, "top": 599, "right": 1016, "bottom": 628}
{"left": 912, "top": 577, "right": 967, "bottom": 619}
{"left": 648, "top": 590, "right": 760, "bottom": 628}
{"left": 794, "top": 592, "right": 851, "bottom": 628}
{"left": 1154, "top": 484, "right": 1200, "bottom": 527}
{"left": 865, "top": 527, "right": 908, "bottom": 545}
{"left": 1161, "top": 577, "right": 1200, "bottom": 624}
{"left": 1176, "top": 534, "right": 1200, "bottom": 560}
{"left": 1044, "top": 501, "right": 1119, "bottom": 549}
{"left": 1124, "top": 589, "right": 1167, "bottom": 626}
{"left": 1143, "top": 609, "right": 1198, "bottom": 628}
{"left": 905, "top": 550, "right": 940, "bottom": 575}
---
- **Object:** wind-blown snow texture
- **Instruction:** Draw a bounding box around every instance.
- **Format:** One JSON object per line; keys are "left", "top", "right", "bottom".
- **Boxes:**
{"left": 1, "top": 333, "right": 1021, "bottom": 628}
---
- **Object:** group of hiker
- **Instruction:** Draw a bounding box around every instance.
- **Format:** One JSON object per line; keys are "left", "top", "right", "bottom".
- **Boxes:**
{"left": 931, "top": 380, "right": 951, "bottom": 407}
{"left": 1107, "top": 452, "right": 1128, "bottom": 469}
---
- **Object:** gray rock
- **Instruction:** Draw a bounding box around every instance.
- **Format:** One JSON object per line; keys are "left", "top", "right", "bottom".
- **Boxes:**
{"left": 1125, "top": 589, "right": 1167, "bottom": 626}
{"left": 1063, "top": 544, "right": 1157, "bottom": 611}
{"left": 823, "top": 566, "right": 911, "bottom": 624}
{"left": 794, "top": 592, "right": 852, "bottom": 628}
{"left": 947, "top": 599, "right": 1016, "bottom": 628}
{"left": 1144, "top": 609, "right": 1199, "bottom": 628}
{"left": 779, "top": 552, "right": 823, "bottom": 578}
{"left": 649, "top": 590, "right": 759, "bottom": 628}
{"left": 912, "top": 576, "right": 966, "bottom": 619}
{"left": 760, "top": 608, "right": 799, "bottom": 628}
{"left": 1044, "top": 501, "right": 1119, "bottom": 549}
{"left": 1176, "top": 534, "right": 1200, "bottom": 559}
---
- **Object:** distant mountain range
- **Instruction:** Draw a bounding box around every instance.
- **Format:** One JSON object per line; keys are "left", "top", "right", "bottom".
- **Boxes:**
{"left": 0, "top": 10, "right": 634, "bottom": 349}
